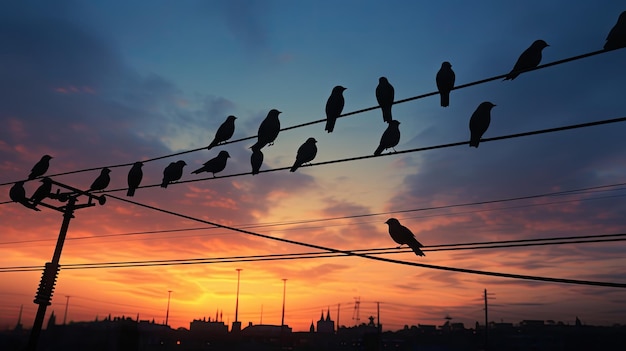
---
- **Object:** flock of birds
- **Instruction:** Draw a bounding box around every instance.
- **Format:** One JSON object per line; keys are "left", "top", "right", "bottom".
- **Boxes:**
{"left": 7, "top": 11, "right": 626, "bottom": 256}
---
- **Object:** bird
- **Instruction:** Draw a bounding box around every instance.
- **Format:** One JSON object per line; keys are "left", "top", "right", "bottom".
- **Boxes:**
{"left": 376, "top": 77, "right": 394, "bottom": 123}
{"left": 384, "top": 218, "right": 425, "bottom": 256}
{"left": 436, "top": 61, "right": 455, "bottom": 107}
{"left": 28, "top": 155, "right": 52, "bottom": 180}
{"left": 30, "top": 177, "right": 53, "bottom": 207}
{"left": 503, "top": 40, "right": 549, "bottom": 80}
{"left": 251, "top": 148, "right": 264, "bottom": 175}
{"left": 250, "top": 109, "right": 282, "bottom": 151}
{"left": 290, "top": 137, "right": 317, "bottom": 172}
{"left": 207, "top": 115, "right": 237, "bottom": 150}
{"left": 89, "top": 167, "right": 111, "bottom": 192}
{"left": 9, "top": 181, "right": 40, "bottom": 211}
{"left": 325, "top": 86, "right": 346, "bottom": 133}
{"left": 604, "top": 11, "right": 626, "bottom": 50}
{"left": 469, "top": 102, "right": 496, "bottom": 148}
{"left": 161, "top": 160, "right": 187, "bottom": 188}
{"left": 191, "top": 150, "right": 230, "bottom": 177}
{"left": 374, "top": 120, "right": 401, "bottom": 155}
{"left": 126, "top": 162, "right": 144, "bottom": 197}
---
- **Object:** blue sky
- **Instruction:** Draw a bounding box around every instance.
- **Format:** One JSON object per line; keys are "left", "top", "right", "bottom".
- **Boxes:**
{"left": 1, "top": 0, "right": 625, "bottom": 331}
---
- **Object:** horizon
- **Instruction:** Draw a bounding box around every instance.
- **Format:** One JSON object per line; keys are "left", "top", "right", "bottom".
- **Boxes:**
{"left": 1, "top": 0, "right": 626, "bottom": 338}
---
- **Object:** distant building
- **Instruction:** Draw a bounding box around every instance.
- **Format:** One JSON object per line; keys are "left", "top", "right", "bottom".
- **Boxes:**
{"left": 189, "top": 317, "right": 228, "bottom": 336}
{"left": 316, "top": 308, "right": 335, "bottom": 333}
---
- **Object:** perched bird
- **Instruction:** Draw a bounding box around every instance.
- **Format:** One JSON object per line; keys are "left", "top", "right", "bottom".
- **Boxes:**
{"left": 376, "top": 77, "right": 394, "bottom": 123}
{"left": 325, "top": 86, "right": 346, "bottom": 133}
{"left": 28, "top": 155, "right": 52, "bottom": 180}
{"left": 374, "top": 120, "right": 401, "bottom": 155}
{"left": 436, "top": 62, "right": 455, "bottom": 107}
{"left": 604, "top": 11, "right": 626, "bottom": 50}
{"left": 290, "top": 137, "right": 317, "bottom": 172}
{"left": 250, "top": 109, "right": 282, "bottom": 151}
{"left": 469, "top": 102, "right": 496, "bottom": 148}
{"left": 89, "top": 167, "right": 111, "bottom": 192}
{"left": 191, "top": 150, "right": 230, "bottom": 177}
{"left": 207, "top": 115, "right": 237, "bottom": 150}
{"left": 385, "top": 218, "right": 425, "bottom": 256}
{"left": 503, "top": 40, "right": 549, "bottom": 80}
{"left": 31, "top": 177, "right": 53, "bottom": 207}
{"left": 9, "top": 181, "right": 40, "bottom": 211}
{"left": 126, "top": 162, "right": 144, "bottom": 197}
{"left": 161, "top": 160, "right": 187, "bottom": 188}
{"left": 251, "top": 148, "right": 264, "bottom": 175}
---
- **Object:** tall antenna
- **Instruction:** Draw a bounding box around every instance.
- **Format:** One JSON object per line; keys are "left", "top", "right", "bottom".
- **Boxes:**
{"left": 352, "top": 296, "right": 361, "bottom": 326}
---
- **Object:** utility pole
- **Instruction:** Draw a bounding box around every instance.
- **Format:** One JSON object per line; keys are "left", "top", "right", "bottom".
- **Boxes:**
{"left": 23, "top": 179, "right": 106, "bottom": 351}
{"left": 281, "top": 279, "right": 287, "bottom": 326}
{"left": 63, "top": 296, "right": 70, "bottom": 325}
{"left": 235, "top": 269, "right": 242, "bottom": 322}
{"left": 484, "top": 289, "right": 496, "bottom": 351}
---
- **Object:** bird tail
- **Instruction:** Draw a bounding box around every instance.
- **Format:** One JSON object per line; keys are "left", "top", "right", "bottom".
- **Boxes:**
{"left": 374, "top": 145, "right": 384, "bottom": 156}
{"left": 160, "top": 180, "right": 168, "bottom": 188}
{"left": 409, "top": 242, "right": 425, "bottom": 257}
{"left": 207, "top": 141, "right": 217, "bottom": 150}
{"left": 325, "top": 119, "right": 335, "bottom": 133}
{"left": 250, "top": 142, "right": 264, "bottom": 151}
{"left": 289, "top": 163, "right": 300, "bottom": 172}
{"left": 503, "top": 71, "right": 517, "bottom": 81}
{"left": 469, "top": 139, "right": 480, "bottom": 148}
{"left": 127, "top": 188, "right": 136, "bottom": 197}
{"left": 440, "top": 92, "right": 450, "bottom": 107}
{"left": 382, "top": 106, "right": 392, "bottom": 123}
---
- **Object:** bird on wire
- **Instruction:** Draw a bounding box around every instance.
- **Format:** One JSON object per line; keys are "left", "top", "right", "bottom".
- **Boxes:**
{"left": 207, "top": 115, "right": 237, "bottom": 150}
{"left": 325, "top": 85, "right": 346, "bottom": 133}
{"left": 290, "top": 137, "right": 317, "bottom": 172}
{"left": 385, "top": 218, "right": 425, "bottom": 256}
{"left": 89, "top": 167, "right": 111, "bottom": 192}
{"left": 469, "top": 101, "right": 496, "bottom": 148}
{"left": 250, "top": 109, "right": 282, "bottom": 151}
{"left": 191, "top": 150, "right": 230, "bottom": 177}
{"left": 503, "top": 39, "right": 549, "bottom": 80}
{"left": 251, "top": 148, "right": 264, "bottom": 175}
{"left": 604, "top": 11, "right": 626, "bottom": 50}
{"left": 9, "top": 181, "right": 40, "bottom": 211}
{"left": 436, "top": 61, "right": 455, "bottom": 107}
{"left": 126, "top": 162, "right": 143, "bottom": 197}
{"left": 161, "top": 160, "right": 187, "bottom": 188}
{"left": 28, "top": 154, "right": 52, "bottom": 180}
{"left": 374, "top": 120, "right": 401, "bottom": 156}
{"left": 30, "top": 177, "right": 53, "bottom": 208}
{"left": 376, "top": 77, "right": 394, "bottom": 123}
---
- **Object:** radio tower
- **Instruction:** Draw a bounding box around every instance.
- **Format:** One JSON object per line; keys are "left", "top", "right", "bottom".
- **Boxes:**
{"left": 352, "top": 297, "right": 361, "bottom": 326}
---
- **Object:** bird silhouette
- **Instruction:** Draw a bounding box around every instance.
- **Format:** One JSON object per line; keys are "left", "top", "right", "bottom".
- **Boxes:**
{"left": 325, "top": 86, "right": 346, "bottom": 133}
{"left": 376, "top": 77, "right": 394, "bottom": 123}
{"left": 604, "top": 11, "right": 626, "bottom": 50}
{"left": 89, "top": 168, "right": 111, "bottom": 192}
{"left": 28, "top": 155, "right": 52, "bottom": 180}
{"left": 9, "top": 181, "right": 40, "bottom": 211}
{"left": 290, "top": 137, "right": 317, "bottom": 172}
{"left": 191, "top": 150, "right": 230, "bottom": 177}
{"left": 436, "top": 62, "right": 455, "bottom": 107}
{"left": 385, "top": 218, "right": 425, "bottom": 256}
{"left": 469, "top": 102, "right": 496, "bottom": 148}
{"left": 251, "top": 148, "right": 264, "bottom": 175}
{"left": 504, "top": 40, "right": 549, "bottom": 80}
{"left": 374, "top": 120, "right": 401, "bottom": 155}
{"left": 161, "top": 160, "right": 187, "bottom": 188}
{"left": 207, "top": 115, "right": 237, "bottom": 150}
{"left": 250, "top": 109, "right": 282, "bottom": 151}
{"left": 30, "top": 177, "right": 53, "bottom": 207}
{"left": 126, "top": 162, "right": 144, "bottom": 197}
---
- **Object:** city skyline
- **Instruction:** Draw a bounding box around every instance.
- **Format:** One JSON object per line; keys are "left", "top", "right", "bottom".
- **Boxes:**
{"left": 2, "top": 0, "right": 626, "bottom": 334}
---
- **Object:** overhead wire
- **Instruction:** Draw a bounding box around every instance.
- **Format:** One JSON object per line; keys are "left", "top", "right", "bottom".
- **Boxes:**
{"left": 0, "top": 47, "right": 619, "bottom": 189}
{"left": 2, "top": 232, "right": 625, "bottom": 273}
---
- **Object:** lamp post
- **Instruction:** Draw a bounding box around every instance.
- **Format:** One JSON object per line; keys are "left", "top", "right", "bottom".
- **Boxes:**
{"left": 165, "top": 290, "right": 172, "bottom": 326}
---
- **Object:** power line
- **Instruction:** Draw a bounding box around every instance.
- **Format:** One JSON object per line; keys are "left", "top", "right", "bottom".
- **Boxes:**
{"left": 0, "top": 47, "right": 619, "bottom": 188}
{"left": 2, "top": 233, "right": 625, "bottom": 273}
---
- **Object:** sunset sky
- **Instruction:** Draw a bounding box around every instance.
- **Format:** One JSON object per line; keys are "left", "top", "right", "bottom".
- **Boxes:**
{"left": 1, "top": 1, "right": 626, "bottom": 333}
